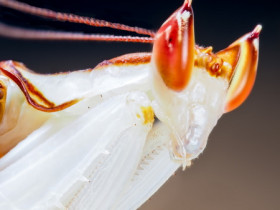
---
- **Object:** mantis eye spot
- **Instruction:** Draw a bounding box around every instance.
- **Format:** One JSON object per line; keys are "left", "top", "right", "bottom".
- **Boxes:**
{"left": 168, "top": 37, "right": 173, "bottom": 43}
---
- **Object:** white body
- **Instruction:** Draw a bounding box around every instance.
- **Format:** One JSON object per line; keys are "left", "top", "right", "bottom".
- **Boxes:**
{"left": 0, "top": 61, "right": 227, "bottom": 209}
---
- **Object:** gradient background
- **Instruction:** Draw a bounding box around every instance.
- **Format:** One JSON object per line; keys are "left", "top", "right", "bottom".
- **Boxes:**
{"left": 0, "top": 0, "right": 279, "bottom": 209}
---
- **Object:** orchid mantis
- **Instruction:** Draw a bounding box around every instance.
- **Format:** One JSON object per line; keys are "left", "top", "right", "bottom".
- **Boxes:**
{"left": 0, "top": 0, "right": 260, "bottom": 209}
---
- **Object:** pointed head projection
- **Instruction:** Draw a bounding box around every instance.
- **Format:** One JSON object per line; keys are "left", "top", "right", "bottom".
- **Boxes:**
{"left": 217, "top": 25, "right": 262, "bottom": 112}
{"left": 152, "top": 0, "right": 195, "bottom": 91}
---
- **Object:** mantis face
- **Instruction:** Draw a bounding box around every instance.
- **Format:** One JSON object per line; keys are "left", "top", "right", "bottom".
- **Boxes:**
{"left": 151, "top": 0, "right": 260, "bottom": 163}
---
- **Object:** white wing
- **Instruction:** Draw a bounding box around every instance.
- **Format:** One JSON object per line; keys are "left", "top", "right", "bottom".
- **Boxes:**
{"left": 0, "top": 92, "right": 154, "bottom": 210}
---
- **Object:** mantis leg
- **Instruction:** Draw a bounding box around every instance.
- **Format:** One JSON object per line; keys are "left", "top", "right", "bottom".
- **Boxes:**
{"left": 114, "top": 122, "right": 181, "bottom": 209}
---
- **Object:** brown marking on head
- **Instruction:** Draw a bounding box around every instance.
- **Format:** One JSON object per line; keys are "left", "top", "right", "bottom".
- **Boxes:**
{"left": 95, "top": 53, "right": 152, "bottom": 70}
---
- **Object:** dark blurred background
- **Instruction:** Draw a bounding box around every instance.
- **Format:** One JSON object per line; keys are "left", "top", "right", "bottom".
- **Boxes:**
{"left": 0, "top": 0, "right": 279, "bottom": 209}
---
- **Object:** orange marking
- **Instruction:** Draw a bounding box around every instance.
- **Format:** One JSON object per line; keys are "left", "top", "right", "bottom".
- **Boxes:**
{"left": 221, "top": 25, "right": 261, "bottom": 112}
{"left": 152, "top": 1, "right": 195, "bottom": 91}
{"left": 0, "top": 61, "right": 80, "bottom": 112}
{"left": 95, "top": 53, "right": 152, "bottom": 69}
{"left": 0, "top": 81, "right": 7, "bottom": 123}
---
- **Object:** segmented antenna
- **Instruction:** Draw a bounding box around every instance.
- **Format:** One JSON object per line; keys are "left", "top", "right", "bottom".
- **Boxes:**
{"left": 0, "top": 0, "right": 156, "bottom": 42}
{"left": 0, "top": 22, "right": 154, "bottom": 43}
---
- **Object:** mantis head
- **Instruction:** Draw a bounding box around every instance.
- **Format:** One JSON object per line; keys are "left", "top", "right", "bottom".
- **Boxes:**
{"left": 151, "top": 0, "right": 261, "bottom": 163}
{"left": 152, "top": 0, "right": 261, "bottom": 113}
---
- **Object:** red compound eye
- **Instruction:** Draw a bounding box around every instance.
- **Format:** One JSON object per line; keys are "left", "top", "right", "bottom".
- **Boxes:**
{"left": 217, "top": 25, "right": 262, "bottom": 112}
{"left": 152, "top": 0, "right": 195, "bottom": 91}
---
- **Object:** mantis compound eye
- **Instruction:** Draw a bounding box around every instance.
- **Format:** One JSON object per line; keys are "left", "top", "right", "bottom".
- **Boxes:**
{"left": 217, "top": 25, "right": 262, "bottom": 112}
{"left": 152, "top": 0, "right": 195, "bottom": 91}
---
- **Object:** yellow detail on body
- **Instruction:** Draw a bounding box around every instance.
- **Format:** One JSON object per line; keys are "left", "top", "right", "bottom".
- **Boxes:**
{"left": 140, "top": 106, "right": 154, "bottom": 125}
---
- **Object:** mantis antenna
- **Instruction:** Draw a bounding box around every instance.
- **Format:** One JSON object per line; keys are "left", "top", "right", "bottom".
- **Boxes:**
{"left": 0, "top": 23, "right": 155, "bottom": 43}
{"left": 0, "top": 0, "right": 156, "bottom": 43}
